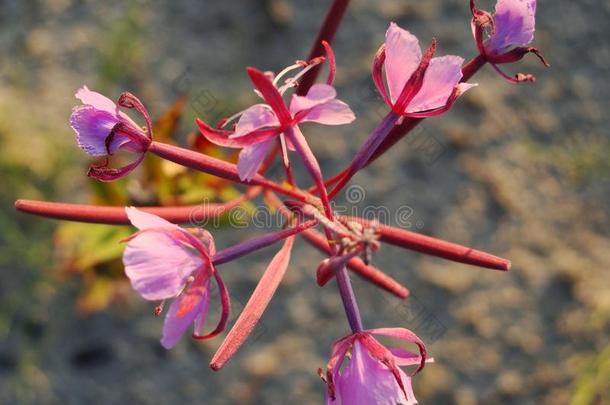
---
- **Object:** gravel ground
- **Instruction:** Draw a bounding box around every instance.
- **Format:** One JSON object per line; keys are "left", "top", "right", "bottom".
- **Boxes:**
{"left": 1, "top": 0, "right": 609, "bottom": 404}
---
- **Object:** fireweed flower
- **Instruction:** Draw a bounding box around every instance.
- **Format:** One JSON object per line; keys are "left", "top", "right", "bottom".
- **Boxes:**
{"left": 122, "top": 207, "right": 229, "bottom": 349}
{"left": 322, "top": 329, "right": 428, "bottom": 405}
{"left": 327, "top": 22, "right": 477, "bottom": 195}
{"left": 70, "top": 86, "right": 153, "bottom": 181}
{"left": 374, "top": 23, "right": 477, "bottom": 118}
{"left": 197, "top": 45, "right": 355, "bottom": 181}
{"left": 470, "top": 0, "right": 549, "bottom": 82}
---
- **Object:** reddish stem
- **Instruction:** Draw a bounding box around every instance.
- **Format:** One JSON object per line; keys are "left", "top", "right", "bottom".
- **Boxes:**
{"left": 328, "top": 111, "right": 400, "bottom": 200}
{"left": 461, "top": 53, "right": 487, "bottom": 82}
{"left": 340, "top": 216, "right": 510, "bottom": 271}
{"left": 148, "top": 141, "right": 307, "bottom": 202}
{"left": 213, "top": 220, "right": 317, "bottom": 265}
{"left": 284, "top": 126, "right": 365, "bottom": 332}
{"left": 14, "top": 198, "right": 247, "bottom": 225}
{"left": 296, "top": 0, "right": 352, "bottom": 95}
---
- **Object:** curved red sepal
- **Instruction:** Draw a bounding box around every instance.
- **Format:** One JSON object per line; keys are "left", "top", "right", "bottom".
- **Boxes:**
{"left": 210, "top": 237, "right": 294, "bottom": 370}
{"left": 195, "top": 118, "right": 279, "bottom": 148}
{"left": 246, "top": 67, "right": 292, "bottom": 125}
{"left": 321, "top": 40, "right": 336, "bottom": 86}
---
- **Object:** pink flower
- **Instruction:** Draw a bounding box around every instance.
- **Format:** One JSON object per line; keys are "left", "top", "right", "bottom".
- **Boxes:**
{"left": 122, "top": 207, "right": 229, "bottom": 349}
{"left": 197, "top": 46, "right": 355, "bottom": 181}
{"left": 322, "top": 329, "right": 429, "bottom": 405}
{"left": 470, "top": 0, "right": 549, "bottom": 82}
{"left": 70, "top": 86, "right": 153, "bottom": 181}
{"left": 373, "top": 23, "right": 476, "bottom": 118}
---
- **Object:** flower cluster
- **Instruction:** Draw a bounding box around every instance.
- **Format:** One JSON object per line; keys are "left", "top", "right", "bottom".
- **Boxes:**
{"left": 16, "top": 0, "right": 547, "bottom": 403}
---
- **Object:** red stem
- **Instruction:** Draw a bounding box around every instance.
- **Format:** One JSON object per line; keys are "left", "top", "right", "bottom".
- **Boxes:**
{"left": 340, "top": 216, "right": 510, "bottom": 271}
{"left": 296, "top": 0, "right": 352, "bottom": 95}
{"left": 213, "top": 220, "right": 316, "bottom": 265}
{"left": 148, "top": 141, "right": 307, "bottom": 202}
{"left": 14, "top": 193, "right": 255, "bottom": 225}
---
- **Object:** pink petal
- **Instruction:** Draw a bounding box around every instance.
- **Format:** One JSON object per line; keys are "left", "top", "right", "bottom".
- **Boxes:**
{"left": 407, "top": 55, "right": 464, "bottom": 113}
{"left": 384, "top": 23, "right": 422, "bottom": 104}
{"left": 75, "top": 85, "right": 118, "bottom": 115}
{"left": 232, "top": 104, "right": 280, "bottom": 138}
{"left": 368, "top": 327, "right": 427, "bottom": 374}
{"left": 70, "top": 106, "right": 123, "bottom": 156}
{"left": 299, "top": 99, "right": 356, "bottom": 125}
{"left": 210, "top": 237, "right": 294, "bottom": 370}
{"left": 389, "top": 348, "right": 432, "bottom": 367}
{"left": 161, "top": 279, "right": 210, "bottom": 349}
{"left": 237, "top": 138, "right": 275, "bottom": 181}
{"left": 331, "top": 341, "right": 415, "bottom": 405}
{"left": 325, "top": 335, "right": 355, "bottom": 400}
{"left": 125, "top": 207, "right": 177, "bottom": 230}
{"left": 487, "top": 0, "right": 536, "bottom": 53}
{"left": 122, "top": 230, "right": 203, "bottom": 301}
{"left": 192, "top": 288, "right": 211, "bottom": 336}
{"left": 289, "top": 84, "right": 337, "bottom": 116}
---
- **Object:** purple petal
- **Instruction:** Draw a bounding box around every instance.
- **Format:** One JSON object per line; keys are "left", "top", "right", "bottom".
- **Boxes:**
{"left": 331, "top": 341, "right": 415, "bottom": 405}
{"left": 289, "top": 84, "right": 337, "bottom": 116}
{"left": 125, "top": 207, "right": 177, "bottom": 231}
{"left": 233, "top": 104, "right": 280, "bottom": 138}
{"left": 389, "top": 348, "right": 431, "bottom": 367}
{"left": 237, "top": 138, "right": 275, "bottom": 181}
{"left": 123, "top": 230, "right": 203, "bottom": 301}
{"left": 161, "top": 280, "right": 210, "bottom": 349}
{"left": 70, "top": 106, "right": 126, "bottom": 156}
{"left": 384, "top": 23, "right": 422, "bottom": 104}
{"left": 407, "top": 55, "right": 464, "bottom": 113}
{"left": 192, "top": 284, "right": 212, "bottom": 337}
{"left": 487, "top": 0, "right": 536, "bottom": 53}
{"left": 75, "top": 85, "right": 118, "bottom": 114}
{"left": 368, "top": 327, "right": 427, "bottom": 374}
{"left": 299, "top": 99, "right": 356, "bottom": 125}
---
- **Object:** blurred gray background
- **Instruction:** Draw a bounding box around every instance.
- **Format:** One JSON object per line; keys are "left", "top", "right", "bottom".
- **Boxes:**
{"left": 1, "top": 0, "right": 609, "bottom": 404}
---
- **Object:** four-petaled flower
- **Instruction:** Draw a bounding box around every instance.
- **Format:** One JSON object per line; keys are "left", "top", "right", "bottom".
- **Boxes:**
{"left": 122, "top": 207, "right": 230, "bottom": 349}
{"left": 70, "top": 86, "right": 153, "bottom": 181}
{"left": 322, "top": 328, "right": 429, "bottom": 405}
{"left": 197, "top": 53, "right": 355, "bottom": 181}
{"left": 373, "top": 23, "right": 477, "bottom": 118}
{"left": 470, "top": 0, "right": 549, "bottom": 82}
